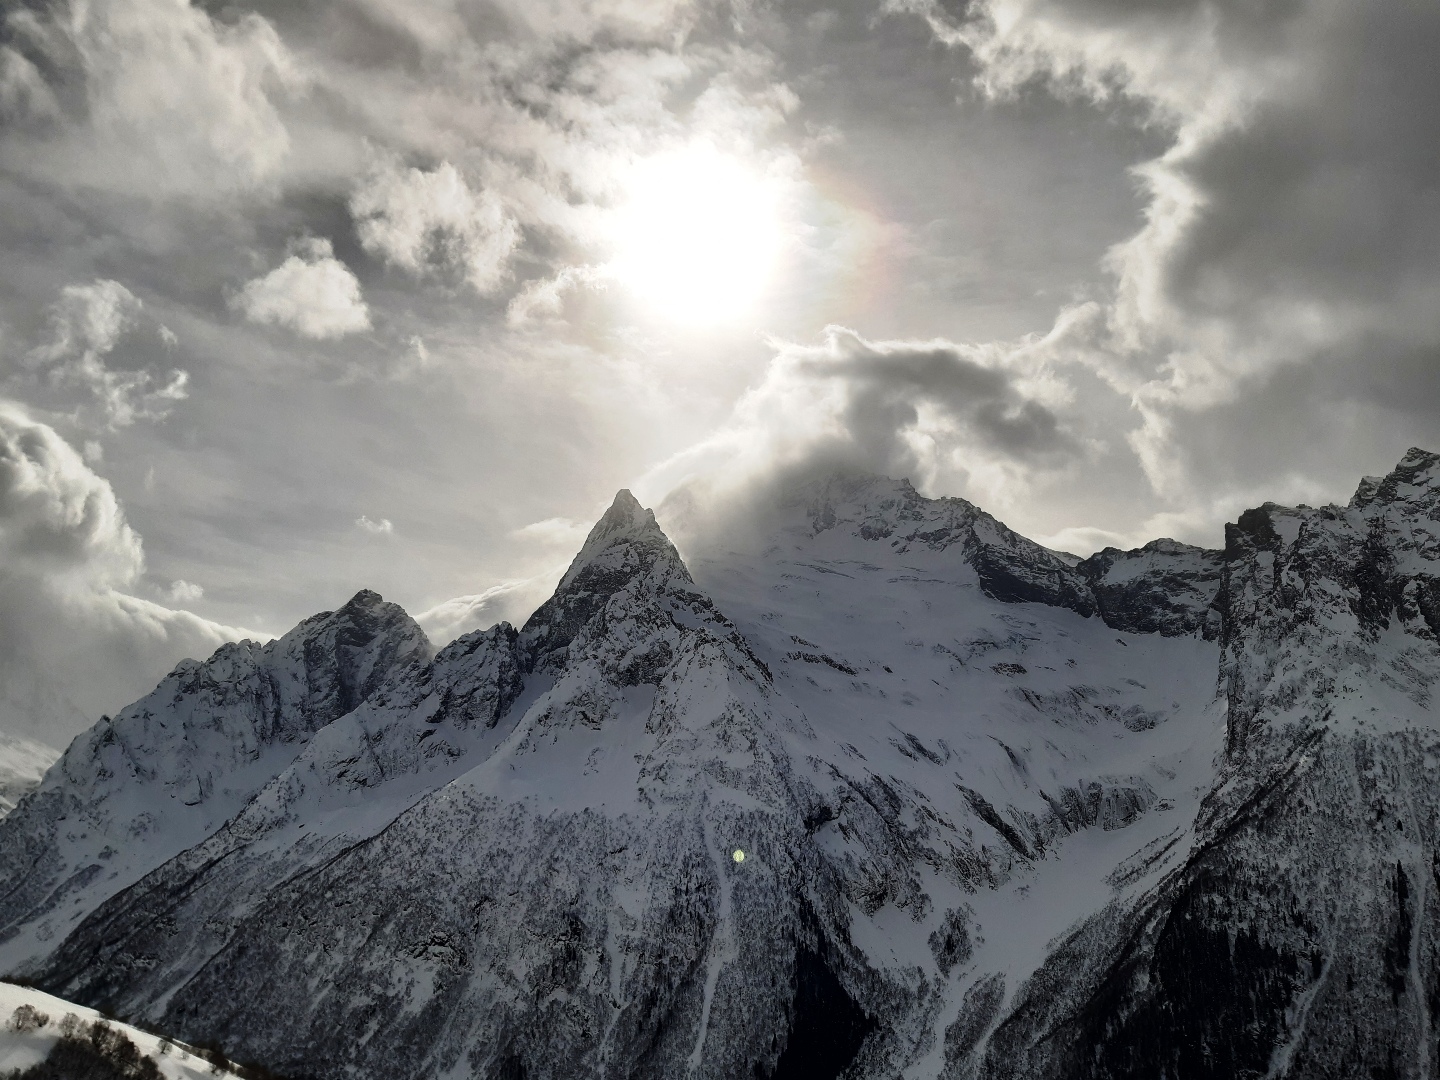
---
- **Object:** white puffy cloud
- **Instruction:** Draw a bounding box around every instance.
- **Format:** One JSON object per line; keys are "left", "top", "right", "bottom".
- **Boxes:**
{"left": 0, "top": 398, "right": 143, "bottom": 587}
{"left": 0, "top": 402, "right": 253, "bottom": 745}
{"left": 162, "top": 579, "right": 203, "bottom": 603}
{"left": 235, "top": 239, "right": 372, "bottom": 340}
{"left": 25, "top": 280, "right": 189, "bottom": 430}
{"left": 352, "top": 160, "right": 518, "bottom": 295}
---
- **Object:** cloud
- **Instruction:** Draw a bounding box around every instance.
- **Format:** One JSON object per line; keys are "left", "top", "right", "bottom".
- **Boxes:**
{"left": 24, "top": 280, "right": 189, "bottom": 430}
{"left": 352, "top": 159, "right": 519, "bottom": 295}
{"left": 1, "top": 0, "right": 300, "bottom": 197}
{"left": 895, "top": 0, "right": 1440, "bottom": 506}
{"left": 645, "top": 324, "right": 1079, "bottom": 517}
{"left": 235, "top": 239, "right": 372, "bottom": 340}
{"left": 355, "top": 515, "right": 394, "bottom": 535}
{"left": 162, "top": 579, "right": 203, "bottom": 603}
{"left": 416, "top": 577, "right": 554, "bottom": 646}
{"left": 0, "top": 398, "right": 143, "bottom": 587}
{"left": 506, "top": 266, "right": 611, "bottom": 327}
{"left": 0, "top": 401, "right": 253, "bottom": 744}
{"left": 512, "top": 516, "right": 592, "bottom": 547}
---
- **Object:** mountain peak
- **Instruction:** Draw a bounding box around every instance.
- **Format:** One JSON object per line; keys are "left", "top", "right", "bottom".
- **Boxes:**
{"left": 340, "top": 588, "right": 385, "bottom": 611}
{"left": 586, "top": 488, "right": 660, "bottom": 543}
{"left": 520, "top": 489, "right": 693, "bottom": 670}
{"left": 1350, "top": 446, "right": 1440, "bottom": 509}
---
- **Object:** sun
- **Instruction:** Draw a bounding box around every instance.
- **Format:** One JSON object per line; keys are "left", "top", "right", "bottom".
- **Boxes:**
{"left": 608, "top": 144, "right": 786, "bottom": 326}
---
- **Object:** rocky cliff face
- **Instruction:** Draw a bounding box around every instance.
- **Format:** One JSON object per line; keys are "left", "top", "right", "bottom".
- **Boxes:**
{"left": 972, "top": 448, "right": 1440, "bottom": 1080}
{"left": 1076, "top": 539, "right": 1224, "bottom": 638}
{"left": 3, "top": 456, "right": 1435, "bottom": 1080}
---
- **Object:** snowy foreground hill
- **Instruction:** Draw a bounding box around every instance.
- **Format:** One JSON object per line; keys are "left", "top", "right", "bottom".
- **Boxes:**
{"left": 0, "top": 980, "right": 250, "bottom": 1079}
{"left": 1, "top": 451, "right": 1438, "bottom": 1079}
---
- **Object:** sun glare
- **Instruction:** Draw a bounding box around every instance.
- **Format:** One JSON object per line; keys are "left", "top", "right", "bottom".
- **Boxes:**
{"left": 609, "top": 145, "right": 786, "bottom": 326}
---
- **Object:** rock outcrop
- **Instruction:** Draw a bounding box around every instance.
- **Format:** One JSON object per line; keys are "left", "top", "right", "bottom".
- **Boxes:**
{"left": 1077, "top": 538, "right": 1225, "bottom": 638}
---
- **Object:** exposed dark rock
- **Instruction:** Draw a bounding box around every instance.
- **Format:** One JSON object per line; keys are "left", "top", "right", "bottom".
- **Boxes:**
{"left": 1078, "top": 538, "right": 1225, "bottom": 638}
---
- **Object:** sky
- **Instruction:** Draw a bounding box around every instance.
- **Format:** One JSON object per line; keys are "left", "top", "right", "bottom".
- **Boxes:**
{"left": 2, "top": 0, "right": 1439, "bottom": 744}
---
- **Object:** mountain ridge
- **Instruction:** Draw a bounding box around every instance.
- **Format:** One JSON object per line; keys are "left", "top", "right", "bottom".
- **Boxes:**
{"left": 0, "top": 454, "right": 1436, "bottom": 1079}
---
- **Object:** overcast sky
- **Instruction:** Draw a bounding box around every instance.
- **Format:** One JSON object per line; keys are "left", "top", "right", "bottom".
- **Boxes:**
{"left": 3, "top": 0, "right": 1438, "bottom": 743}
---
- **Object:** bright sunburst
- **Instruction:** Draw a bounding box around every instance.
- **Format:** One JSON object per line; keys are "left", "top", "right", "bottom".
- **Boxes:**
{"left": 609, "top": 145, "right": 786, "bottom": 326}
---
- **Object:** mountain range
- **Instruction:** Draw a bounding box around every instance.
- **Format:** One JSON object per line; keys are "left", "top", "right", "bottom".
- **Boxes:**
{"left": 1, "top": 449, "right": 1438, "bottom": 1079}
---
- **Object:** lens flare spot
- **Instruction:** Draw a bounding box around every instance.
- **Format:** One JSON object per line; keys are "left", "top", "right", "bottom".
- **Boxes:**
{"left": 732, "top": 848, "right": 746, "bottom": 863}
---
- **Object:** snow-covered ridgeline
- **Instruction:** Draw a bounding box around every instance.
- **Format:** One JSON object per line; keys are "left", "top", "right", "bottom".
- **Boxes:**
{"left": 1, "top": 454, "right": 1436, "bottom": 1079}
{"left": 0, "top": 591, "right": 429, "bottom": 974}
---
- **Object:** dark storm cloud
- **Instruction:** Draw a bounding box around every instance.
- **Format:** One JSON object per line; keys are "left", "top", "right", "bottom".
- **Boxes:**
{"left": 644, "top": 324, "right": 1079, "bottom": 522}
{"left": 899, "top": 0, "right": 1440, "bottom": 512}
{"left": 784, "top": 327, "right": 1075, "bottom": 466}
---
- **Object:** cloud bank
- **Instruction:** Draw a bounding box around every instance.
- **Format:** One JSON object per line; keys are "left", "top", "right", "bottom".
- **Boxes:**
{"left": 894, "top": 0, "right": 1440, "bottom": 510}
{"left": 645, "top": 324, "right": 1079, "bottom": 525}
{"left": 0, "top": 402, "right": 252, "bottom": 745}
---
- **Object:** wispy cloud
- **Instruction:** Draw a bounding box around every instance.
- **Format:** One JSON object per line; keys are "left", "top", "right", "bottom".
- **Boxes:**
{"left": 24, "top": 280, "right": 189, "bottom": 430}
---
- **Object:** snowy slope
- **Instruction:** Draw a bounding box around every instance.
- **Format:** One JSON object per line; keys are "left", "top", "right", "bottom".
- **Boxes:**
{"left": 0, "top": 980, "right": 246, "bottom": 1079}
{"left": 685, "top": 475, "right": 1226, "bottom": 1076}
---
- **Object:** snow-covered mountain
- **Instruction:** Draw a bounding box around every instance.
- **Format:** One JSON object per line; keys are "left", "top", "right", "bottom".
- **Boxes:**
{"left": 0, "top": 454, "right": 1435, "bottom": 1079}
{"left": 974, "top": 447, "right": 1440, "bottom": 1080}
{"left": 0, "top": 590, "right": 429, "bottom": 973}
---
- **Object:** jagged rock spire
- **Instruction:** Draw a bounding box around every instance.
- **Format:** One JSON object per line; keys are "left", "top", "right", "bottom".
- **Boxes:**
{"left": 520, "top": 489, "right": 693, "bottom": 670}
